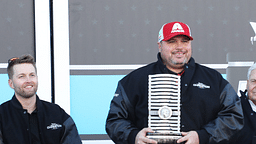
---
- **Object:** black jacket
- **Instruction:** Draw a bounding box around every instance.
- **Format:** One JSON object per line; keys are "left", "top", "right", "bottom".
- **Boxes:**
{"left": 106, "top": 53, "right": 243, "bottom": 144}
{"left": 230, "top": 90, "right": 256, "bottom": 144}
{"left": 0, "top": 95, "right": 82, "bottom": 144}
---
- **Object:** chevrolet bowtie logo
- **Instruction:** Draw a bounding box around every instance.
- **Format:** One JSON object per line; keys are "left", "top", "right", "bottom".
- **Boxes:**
{"left": 250, "top": 22, "right": 256, "bottom": 45}
{"left": 193, "top": 82, "right": 210, "bottom": 89}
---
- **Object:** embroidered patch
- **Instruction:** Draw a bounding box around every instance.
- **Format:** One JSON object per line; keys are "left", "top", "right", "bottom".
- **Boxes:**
{"left": 171, "top": 23, "right": 185, "bottom": 33}
{"left": 47, "top": 123, "right": 62, "bottom": 130}
{"left": 193, "top": 82, "right": 210, "bottom": 89}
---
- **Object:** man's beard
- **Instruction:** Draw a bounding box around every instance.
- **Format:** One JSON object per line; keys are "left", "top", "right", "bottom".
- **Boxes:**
{"left": 14, "top": 84, "right": 38, "bottom": 99}
{"left": 170, "top": 57, "right": 188, "bottom": 69}
{"left": 171, "top": 50, "right": 188, "bottom": 65}
{"left": 171, "top": 57, "right": 187, "bottom": 65}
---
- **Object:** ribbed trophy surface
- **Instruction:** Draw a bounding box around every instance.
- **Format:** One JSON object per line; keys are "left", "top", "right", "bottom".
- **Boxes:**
{"left": 147, "top": 74, "right": 181, "bottom": 143}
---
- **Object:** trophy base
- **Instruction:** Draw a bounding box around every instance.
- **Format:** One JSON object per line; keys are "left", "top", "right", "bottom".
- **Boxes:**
{"left": 147, "top": 133, "right": 182, "bottom": 144}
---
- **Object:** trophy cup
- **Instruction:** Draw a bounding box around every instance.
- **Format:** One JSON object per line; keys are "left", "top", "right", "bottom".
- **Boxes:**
{"left": 147, "top": 74, "right": 182, "bottom": 144}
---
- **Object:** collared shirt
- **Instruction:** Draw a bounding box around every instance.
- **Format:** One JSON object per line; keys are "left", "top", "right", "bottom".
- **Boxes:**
{"left": 249, "top": 100, "right": 256, "bottom": 112}
{"left": 28, "top": 109, "right": 41, "bottom": 144}
{"left": 246, "top": 92, "right": 256, "bottom": 112}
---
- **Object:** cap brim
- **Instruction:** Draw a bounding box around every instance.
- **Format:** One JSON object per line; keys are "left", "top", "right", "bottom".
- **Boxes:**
{"left": 162, "top": 34, "right": 193, "bottom": 41}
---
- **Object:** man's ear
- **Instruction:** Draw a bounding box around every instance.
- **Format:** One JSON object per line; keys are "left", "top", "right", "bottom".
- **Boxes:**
{"left": 8, "top": 79, "right": 14, "bottom": 89}
{"left": 158, "top": 42, "right": 162, "bottom": 52}
{"left": 246, "top": 80, "right": 249, "bottom": 90}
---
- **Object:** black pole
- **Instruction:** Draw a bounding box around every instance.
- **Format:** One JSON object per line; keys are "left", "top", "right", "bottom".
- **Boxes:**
{"left": 49, "top": 0, "right": 55, "bottom": 103}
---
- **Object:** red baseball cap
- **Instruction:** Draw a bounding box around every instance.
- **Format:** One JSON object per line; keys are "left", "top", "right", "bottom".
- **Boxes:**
{"left": 158, "top": 21, "right": 193, "bottom": 42}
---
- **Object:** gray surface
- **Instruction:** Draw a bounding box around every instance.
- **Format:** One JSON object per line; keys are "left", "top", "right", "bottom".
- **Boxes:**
{"left": 69, "top": 0, "right": 256, "bottom": 66}
{"left": 226, "top": 52, "right": 255, "bottom": 92}
{"left": 0, "top": 0, "right": 34, "bottom": 67}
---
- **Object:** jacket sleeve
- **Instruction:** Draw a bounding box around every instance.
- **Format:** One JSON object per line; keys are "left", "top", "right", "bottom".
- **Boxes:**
{"left": 0, "top": 129, "right": 3, "bottom": 144}
{"left": 106, "top": 82, "right": 140, "bottom": 144}
{"left": 198, "top": 83, "right": 244, "bottom": 144}
{"left": 60, "top": 117, "right": 82, "bottom": 144}
{"left": 0, "top": 112, "right": 4, "bottom": 144}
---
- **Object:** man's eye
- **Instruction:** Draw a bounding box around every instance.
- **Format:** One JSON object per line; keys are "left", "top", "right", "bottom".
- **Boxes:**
{"left": 168, "top": 40, "right": 176, "bottom": 43}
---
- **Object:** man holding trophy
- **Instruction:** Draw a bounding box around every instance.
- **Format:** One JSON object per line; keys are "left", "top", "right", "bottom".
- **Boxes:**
{"left": 106, "top": 21, "right": 243, "bottom": 144}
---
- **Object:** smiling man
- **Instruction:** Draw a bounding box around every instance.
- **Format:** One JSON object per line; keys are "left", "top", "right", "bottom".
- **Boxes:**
{"left": 0, "top": 55, "right": 82, "bottom": 144}
{"left": 106, "top": 21, "right": 243, "bottom": 144}
{"left": 230, "top": 63, "right": 256, "bottom": 144}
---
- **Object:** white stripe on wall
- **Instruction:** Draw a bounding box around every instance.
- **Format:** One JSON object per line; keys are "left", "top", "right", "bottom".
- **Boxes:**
{"left": 1, "top": 63, "right": 254, "bottom": 70}
{"left": 228, "top": 61, "right": 254, "bottom": 67}
{"left": 0, "top": 63, "right": 7, "bottom": 69}
{"left": 69, "top": 64, "right": 229, "bottom": 70}
{"left": 69, "top": 64, "right": 146, "bottom": 70}
{"left": 82, "top": 140, "right": 114, "bottom": 144}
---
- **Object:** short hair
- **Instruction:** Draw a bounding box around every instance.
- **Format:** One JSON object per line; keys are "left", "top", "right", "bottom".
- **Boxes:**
{"left": 247, "top": 63, "right": 256, "bottom": 80}
{"left": 7, "top": 54, "right": 37, "bottom": 79}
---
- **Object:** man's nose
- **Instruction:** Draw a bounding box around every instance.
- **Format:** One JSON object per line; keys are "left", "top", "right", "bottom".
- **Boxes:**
{"left": 176, "top": 41, "right": 183, "bottom": 48}
{"left": 25, "top": 76, "right": 32, "bottom": 82}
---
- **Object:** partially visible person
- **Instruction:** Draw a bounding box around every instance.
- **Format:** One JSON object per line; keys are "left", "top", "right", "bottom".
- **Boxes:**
{"left": 105, "top": 21, "right": 244, "bottom": 144}
{"left": 0, "top": 54, "right": 82, "bottom": 144}
{"left": 230, "top": 63, "right": 256, "bottom": 144}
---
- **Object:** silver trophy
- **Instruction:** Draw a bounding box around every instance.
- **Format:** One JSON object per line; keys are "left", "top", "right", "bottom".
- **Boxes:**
{"left": 147, "top": 74, "right": 182, "bottom": 143}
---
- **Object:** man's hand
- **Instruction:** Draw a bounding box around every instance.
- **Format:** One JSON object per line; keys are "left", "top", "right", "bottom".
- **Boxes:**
{"left": 135, "top": 128, "right": 157, "bottom": 144}
{"left": 177, "top": 131, "right": 199, "bottom": 144}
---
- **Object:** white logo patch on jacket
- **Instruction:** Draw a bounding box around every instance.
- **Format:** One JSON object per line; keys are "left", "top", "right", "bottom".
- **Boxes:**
{"left": 193, "top": 82, "right": 210, "bottom": 89}
{"left": 47, "top": 123, "right": 62, "bottom": 130}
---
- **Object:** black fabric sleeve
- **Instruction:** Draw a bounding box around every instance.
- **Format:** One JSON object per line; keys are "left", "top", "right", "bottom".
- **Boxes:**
{"left": 106, "top": 82, "right": 139, "bottom": 144}
{"left": 60, "top": 117, "right": 82, "bottom": 144}
{"left": 0, "top": 129, "right": 4, "bottom": 144}
{"left": 202, "top": 83, "right": 244, "bottom": 143}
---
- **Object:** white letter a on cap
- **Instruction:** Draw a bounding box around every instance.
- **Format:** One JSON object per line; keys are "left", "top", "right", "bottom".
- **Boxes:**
{"left": 171, "top": 23, "right": 184, "bottom": 33}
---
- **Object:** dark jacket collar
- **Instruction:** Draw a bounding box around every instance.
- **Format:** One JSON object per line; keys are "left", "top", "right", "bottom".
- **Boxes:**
{"left": 240, "top": 90, "right": 256, "bottom": 130}
{"left": 240, "top": 90, "right": 253, "bottom": 112}
{"left": 157, "top": 52, "right": 196, "bottom": 95}
{"left": 10, "top": 94, "right": 42, "bottom": 112}
{"left": 156, "top": 52, "right": 195, "bottom": 74}
{"left": 156, "top": 53, "right": 167, "bottom": 73}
